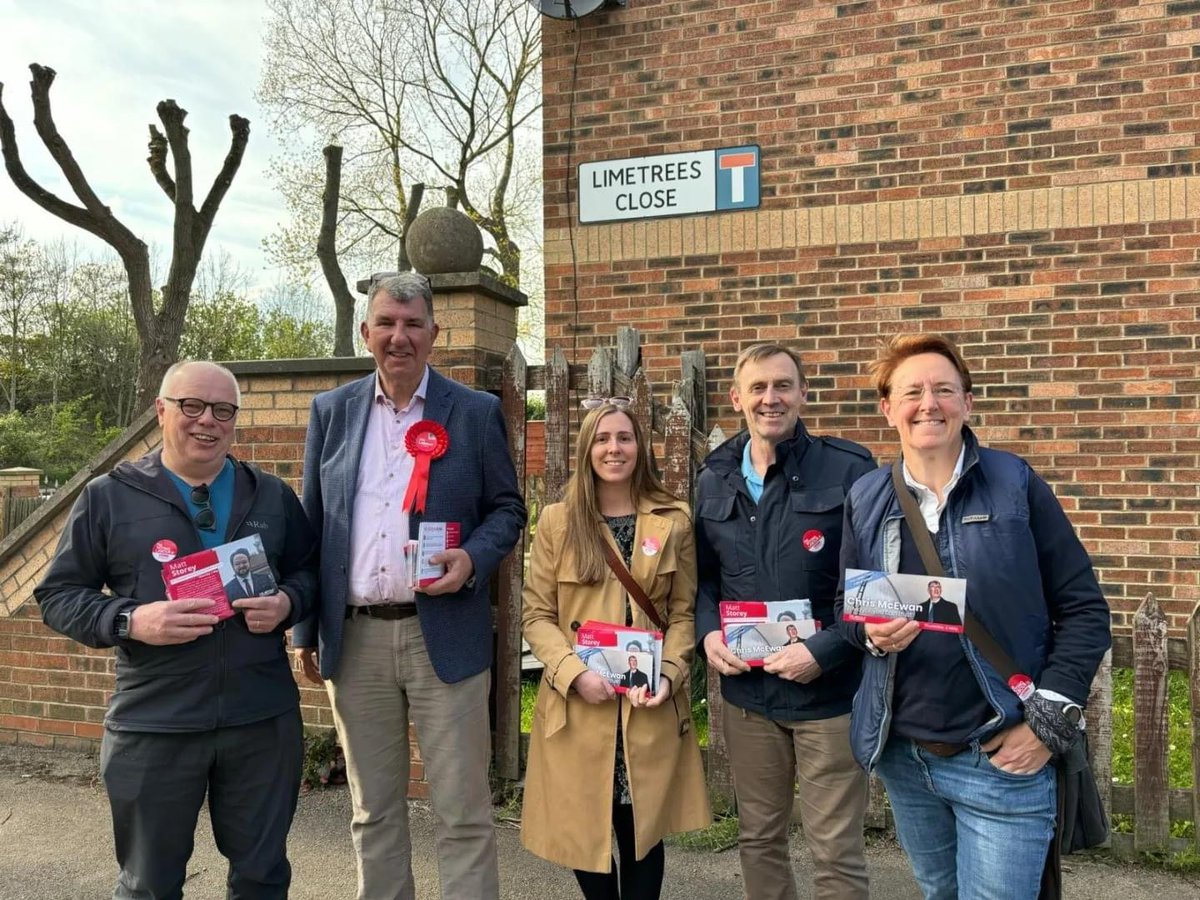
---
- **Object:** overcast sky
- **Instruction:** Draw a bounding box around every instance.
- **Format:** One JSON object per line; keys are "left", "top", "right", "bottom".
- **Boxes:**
{"left": 0, "top": 0, "right": 287, "bottom": 285}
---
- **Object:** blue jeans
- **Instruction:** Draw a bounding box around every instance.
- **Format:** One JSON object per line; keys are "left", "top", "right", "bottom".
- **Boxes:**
{"left": 877, "top": 736, "right": 1056, "bottom": 900}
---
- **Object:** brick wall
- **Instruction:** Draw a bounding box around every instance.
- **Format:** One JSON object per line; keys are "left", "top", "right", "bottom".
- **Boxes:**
{"left": 542, "top": 0, "right": 1200, "bottom": 627}
{"left": 0, "top": 364, "right": 369, "bottom": 750}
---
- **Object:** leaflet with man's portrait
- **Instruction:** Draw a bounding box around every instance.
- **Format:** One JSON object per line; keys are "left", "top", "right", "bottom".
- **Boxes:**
{"left": 574, "top": 621, "right": 662, "bottom": 696}
{"left": 161, "top": 534, "right": 277, "bottom": 621}
{"left": 842, "top": 569, "right": 966, "bottom": 634}
{"left": 720, "top": 599, "right": 820, "bottom": 665}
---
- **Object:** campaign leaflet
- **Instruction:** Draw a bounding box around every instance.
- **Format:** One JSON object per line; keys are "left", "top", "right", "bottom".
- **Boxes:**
{"left": 161, "top": 534, "right": 277, "bottom": 621}
{"left": 574, "top": 621, "right": 662, "bottom": 696}
{"left": 842, "top": 568, "right": 966, "bottom": 634}
{"left": 413, "top": 521, "right": 462, "bottom": 589}
{"left": 720, "top": 599, "right": 821, "bottom": 666}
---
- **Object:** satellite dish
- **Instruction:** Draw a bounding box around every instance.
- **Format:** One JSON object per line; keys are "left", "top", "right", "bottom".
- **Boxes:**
{"left": 531, "top": 0, "right": 619, "bottom": 20}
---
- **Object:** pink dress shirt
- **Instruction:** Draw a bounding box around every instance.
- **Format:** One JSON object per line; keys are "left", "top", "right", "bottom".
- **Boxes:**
{"left": 346, "top": 367, "right": 430, "bottom": 606}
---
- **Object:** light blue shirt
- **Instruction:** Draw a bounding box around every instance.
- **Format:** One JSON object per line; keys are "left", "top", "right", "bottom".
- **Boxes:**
{"left": 167, "top": 458, "right": 234, "bottom": 548}
{"left": 740, "top": 440, "right": 764, "bottom": 504}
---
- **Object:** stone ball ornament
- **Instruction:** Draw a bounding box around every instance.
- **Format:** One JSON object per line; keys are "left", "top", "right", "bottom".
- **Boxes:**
{"left": 405, "top": 206, "right": 484, "bottom": 274}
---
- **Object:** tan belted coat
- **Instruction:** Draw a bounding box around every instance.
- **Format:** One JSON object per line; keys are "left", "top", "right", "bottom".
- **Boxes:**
{"left": 520, "top": 496, "right": 711, "bottom": 872}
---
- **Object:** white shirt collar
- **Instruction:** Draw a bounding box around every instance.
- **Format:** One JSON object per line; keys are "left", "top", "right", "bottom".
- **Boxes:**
{"left": 901, "top": 443, "right": 966, "bottom": 534}
{"left": 374, "top": 365, "right": 430, "bottom": 413}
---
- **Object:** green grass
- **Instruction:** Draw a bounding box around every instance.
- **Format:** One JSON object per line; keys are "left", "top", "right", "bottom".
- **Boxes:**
{"left": 668, "top": 813, "right": 740, "bottom": 852}
{"left": 1110, "top": 668, "right": 1193, "bottom": 789}
{"left": 520, "top": 678, "right": 537, "bottom": 733}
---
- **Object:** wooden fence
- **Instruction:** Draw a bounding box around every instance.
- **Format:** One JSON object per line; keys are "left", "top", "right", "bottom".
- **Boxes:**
{"left": 1098, "top": 594, "right": 1200, "bottom": 856}
{"left": 861, "top": 593, "right": 1200, "bottom": 856}
{"left": 493, "top": 326, "right": 714, "bottom": 783}
{"left": 0, "top": 490, "right": 43, "bottom": 541}
{"left": 491, "top": 330, "right": 1199, "bottom": 855}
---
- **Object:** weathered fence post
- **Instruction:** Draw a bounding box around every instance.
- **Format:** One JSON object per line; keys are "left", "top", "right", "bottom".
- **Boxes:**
{"left": 630, "top": 367, "right": 652, "bottom": 442}
{"left": 544, "top": 349, "right": 570, "bottom": 504}
{"left": 1086, "top": 647, "right": 1113, "bottom": 845}
{"left": 1133, "top": 593, "right": 1170, "bottom": 852}
{"left": 587, "top": 347, "right": 613, "bottom": 400}
{"left": 702, "top": 424, "right": 735, "bottom": 809}
{"left": 616, "top": 326, "right": 640, "bottom": 379}
{"left": 679, "top": 349, "right": 706, "bottom": 436}
{"left": 661, "top": 397, "right": 692, "bottom": 502}
{"left": 494, "top": 345, "right": 527, "bottom": 781}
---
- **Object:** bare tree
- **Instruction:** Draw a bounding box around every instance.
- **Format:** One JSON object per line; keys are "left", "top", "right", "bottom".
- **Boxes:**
{"left": 409, "top": 0, "right": 541, "bottom": 286}
{"left": 259, "top": 0, "right": 422, "bottom": 279}
{"left": 0, "top": 223, "right": 38, "bottom": 411}
{"left": 31, "top": 236, "right": 80, "bottom": 409}
{"left": 258, "top": 0, "right": 541, "bottom": 351}
{"left": 0, "top": 64, "right": 250, "bottom": 409}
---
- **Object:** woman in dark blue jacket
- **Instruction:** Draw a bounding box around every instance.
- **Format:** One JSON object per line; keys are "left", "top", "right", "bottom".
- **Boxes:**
{"left": 837, "top": 334, "right": 1110, "bottom": 900}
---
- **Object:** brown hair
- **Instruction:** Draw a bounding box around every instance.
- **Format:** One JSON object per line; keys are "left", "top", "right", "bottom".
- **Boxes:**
{"left": 868, "top": 334, "right": 973, "bottom": 399}
{"left": 562, "top": 403, "right": 677, "bottom": 585}
{"left": 732, "top": 344, "right": 807, "bottom": 388}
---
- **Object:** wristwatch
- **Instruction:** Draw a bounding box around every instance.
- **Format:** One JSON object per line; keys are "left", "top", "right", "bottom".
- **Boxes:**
{"left": 863, "top": 631, "right": 887, "bottom": 659}
{"left": 114, "top": 609, "right": 134, "bottom": 640}
{"left": 1062, "top": 702, "right": 1083, "bottom": 727}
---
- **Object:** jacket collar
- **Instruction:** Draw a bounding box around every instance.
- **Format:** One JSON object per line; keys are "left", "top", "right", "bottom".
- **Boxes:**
{"left": 111, "top": 450, "right": 258, "bottom": 542}
{"left": 599, "top": 492, "right": 687, "bottom": 596}
{"left": 703, "top": 421, "right": 813, "bottom": 478}
{"left": 112, "top": 449, "right": 241, "bottom": 499}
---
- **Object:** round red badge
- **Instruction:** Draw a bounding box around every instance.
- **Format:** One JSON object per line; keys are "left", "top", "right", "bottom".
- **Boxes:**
{"left": 151, "top": 539, "right": 178, "bottom": 563}
{"left": 1008, "top": 674, "right": 1035, "bottom": 701}
{"left": 641, "top": 537, "right": 661, "bottom": 557}
{"left": 802, "top": 529, "right": 825, "bottom": 552}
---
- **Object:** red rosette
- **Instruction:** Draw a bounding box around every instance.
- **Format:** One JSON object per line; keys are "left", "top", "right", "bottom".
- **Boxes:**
{"left": 403, "top": 420, "right": 449, "bottom": 514}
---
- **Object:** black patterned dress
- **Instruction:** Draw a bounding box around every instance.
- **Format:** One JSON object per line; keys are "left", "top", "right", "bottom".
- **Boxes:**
{"left": 605, "top": 513, "right": 637, "bottom": 806}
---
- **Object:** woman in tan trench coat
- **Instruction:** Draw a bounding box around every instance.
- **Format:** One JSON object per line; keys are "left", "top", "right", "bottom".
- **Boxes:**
{"left": 521, "top": 400, "right": 711, "bottom": 899}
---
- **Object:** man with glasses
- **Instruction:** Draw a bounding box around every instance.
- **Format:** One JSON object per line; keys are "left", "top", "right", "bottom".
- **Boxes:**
{"left": 36, "top": 360, "right": 318, "bottom": 899}
{"left": 293, "top": 272, "right": 525, "bottom": 900}
{"left": 694, "top": 343, "right": 875, "bottom": 900}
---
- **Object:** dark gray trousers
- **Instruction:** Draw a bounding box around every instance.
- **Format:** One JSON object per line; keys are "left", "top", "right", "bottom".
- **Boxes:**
{"left": 100, "top": 710, "right": 303, "bottom": 900}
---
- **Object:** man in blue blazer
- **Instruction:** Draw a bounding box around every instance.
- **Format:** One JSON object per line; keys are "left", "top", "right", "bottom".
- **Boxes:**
{"left": 293, "top": 273, "right": 526, "bottom": 900}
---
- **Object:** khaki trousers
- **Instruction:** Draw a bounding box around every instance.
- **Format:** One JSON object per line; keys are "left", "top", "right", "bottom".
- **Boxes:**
{"left": 723, "top": 705, "right": 868, "bottom": 900}
{"left": 326, "top": 614, "right": 498, "bottom": 900}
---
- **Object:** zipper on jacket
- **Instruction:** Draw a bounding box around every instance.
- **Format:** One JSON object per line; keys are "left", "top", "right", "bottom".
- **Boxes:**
{"left": 866, "top": 652, "right": 898, "bottom": 771}
{"left": 215, "top": 621, "right": 227, "bottom": 729}
{"left": 942, "top": 491, "right": 1006, "bottom": 736}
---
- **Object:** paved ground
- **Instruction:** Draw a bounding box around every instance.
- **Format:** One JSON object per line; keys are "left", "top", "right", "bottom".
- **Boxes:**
{"left": 0, "top": 744, "right": 1196, "bottom": 899}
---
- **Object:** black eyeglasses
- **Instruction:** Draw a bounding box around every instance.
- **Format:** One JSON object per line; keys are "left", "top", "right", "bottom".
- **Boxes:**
{"left": 191, "top": 483, "right": 216, "bottom": 532}
{"left": 581, "top": 396, "right": 633, "bottom": 411}
{"left": 162, "top": 396, "right": 239, "bottom": 422}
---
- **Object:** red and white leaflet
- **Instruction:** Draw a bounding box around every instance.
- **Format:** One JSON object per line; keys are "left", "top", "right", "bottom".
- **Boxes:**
{"left": 162, "top": 549, "right": 235, "bottom": 621}
{"left": 416, "top": 521, "right": 462, "bottom": 588}
{"left": 575, "top": 620, "right": 662, "bottom": 695}
{"left": 160, "top": 533, "right": 276, "bottom": 622}
{"left": 719, "top": 599, "right": 820, "bottom": 666}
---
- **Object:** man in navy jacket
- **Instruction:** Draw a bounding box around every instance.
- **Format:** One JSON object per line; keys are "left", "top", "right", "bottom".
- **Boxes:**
{"left": 695, "top": 344, "right": 875, "bottom": 900}
{"left": 36, "top": 361, "right": 318, "bottom": 899}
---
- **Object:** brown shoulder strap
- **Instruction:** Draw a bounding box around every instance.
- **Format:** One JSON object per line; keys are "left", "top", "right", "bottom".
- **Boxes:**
{"left": 601, "top": 539, "right": 667, "bottom": 631}
{"left": 890, "top": 458, "right": 1024, "bottom": 683}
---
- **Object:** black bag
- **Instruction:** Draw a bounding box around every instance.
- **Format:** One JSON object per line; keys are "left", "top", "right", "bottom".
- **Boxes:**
{"left": 889, "top": 460, "right": 1109, "bottom": 900}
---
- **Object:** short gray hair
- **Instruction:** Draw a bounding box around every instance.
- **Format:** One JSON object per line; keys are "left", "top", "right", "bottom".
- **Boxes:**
{"left": 158, "top": 360, "right": 242, "bottom": 405}
{"left": 367, "top": 272, "right": 434, "bottom": 321}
